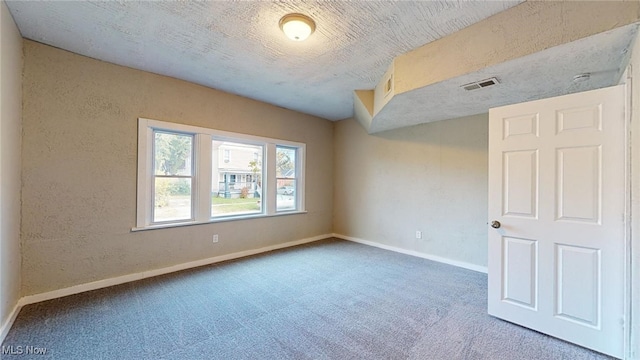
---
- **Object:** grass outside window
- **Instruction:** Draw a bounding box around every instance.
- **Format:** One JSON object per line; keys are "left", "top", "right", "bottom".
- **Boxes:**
{"left": 212, "top": 196, "right": 260, "bottom": 215}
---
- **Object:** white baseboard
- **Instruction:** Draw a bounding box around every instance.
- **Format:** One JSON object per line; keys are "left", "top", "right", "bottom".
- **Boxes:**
{"left": 0, "top": 302, "right": 21, "bottom": 344}
{"left": 333, "top": 233, "right": 488, "bottom": 274}
{"left": 19, "top": 234, "right": 331, "bottom": 307}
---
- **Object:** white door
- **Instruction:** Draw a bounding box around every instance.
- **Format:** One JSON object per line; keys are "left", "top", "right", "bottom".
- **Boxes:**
{"left": 488, "top": 85, "right": 626, "bottom": 358}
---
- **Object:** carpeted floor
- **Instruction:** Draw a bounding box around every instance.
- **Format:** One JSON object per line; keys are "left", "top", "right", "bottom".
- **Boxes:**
{"left": 2, "top": 238, "right": 614, "bottom": 359}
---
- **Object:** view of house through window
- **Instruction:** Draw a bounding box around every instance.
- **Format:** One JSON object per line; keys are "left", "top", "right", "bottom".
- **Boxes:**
{"left": 212, "top": 140, "right": 263, "bottom": 217}
{"left": 276, "top": 145, "right": 297, "bottom": 211}
{"left": 137, "top": 118, "right": 305, "bottom": 229}
{"left": 153, "top": 131, "right": 194, "bottom": 223}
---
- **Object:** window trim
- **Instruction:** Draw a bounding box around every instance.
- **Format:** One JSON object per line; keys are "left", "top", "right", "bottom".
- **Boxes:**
{"left": 275, "top": 144, "right": 302, "bottom": 213}
{"left": 151, "top": 130, "right": 196, "bottom": 224}
{"left": 134, "top": 118, "right": 306, "bottom": 231}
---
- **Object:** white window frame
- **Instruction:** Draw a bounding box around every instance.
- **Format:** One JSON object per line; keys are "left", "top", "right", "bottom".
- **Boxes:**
{"left": 275, "top": 145, "right": 302, "bottom": 213}
{"left": 135, "top": 118, "right": 306, "bottom": 230}
{"left": 151, "top": 130, "right": 196, "bottom": 223}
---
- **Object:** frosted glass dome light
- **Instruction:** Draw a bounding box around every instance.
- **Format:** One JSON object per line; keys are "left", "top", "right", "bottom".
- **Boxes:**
{"left": 279, "top": 13, "right": 316, "bottom": 41}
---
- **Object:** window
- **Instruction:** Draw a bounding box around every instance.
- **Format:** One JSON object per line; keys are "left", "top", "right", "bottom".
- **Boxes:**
{"left": 136, "top": 118, "right": 305, "bottom": 230}
{"left": 276, "top": 145, "right": 298, "bottom": 212}
{"left": 212, "top": 140, "right": 263, "bottom": 218}
{"left": 153, "top": 131, "right": 194, "bottom": 223}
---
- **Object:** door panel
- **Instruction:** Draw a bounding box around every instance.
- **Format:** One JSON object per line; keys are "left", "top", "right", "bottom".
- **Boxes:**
{"left": 502, "top": 237, "right": 538, "bottom": 309}
{"left": 556, "top": 105, "right": 602, "bottom": 133}
{"left": 555, "top": 244, "right": 600, "bottom": 327}
{"left": 556, "top": 146, "right": 601, "bottom": 223}
{"left": 503, "top": 150, "right": 538, "bottom": 218}
{"left": 504, "top": 113, "right": 539, "bottom": 139}
{"left": 488, "top": 85, "right": 625, "bottom": 358}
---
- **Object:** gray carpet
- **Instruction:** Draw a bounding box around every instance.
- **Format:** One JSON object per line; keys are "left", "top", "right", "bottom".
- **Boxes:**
{"left": 2, "top": 238, "right": 614, "bottom": 359}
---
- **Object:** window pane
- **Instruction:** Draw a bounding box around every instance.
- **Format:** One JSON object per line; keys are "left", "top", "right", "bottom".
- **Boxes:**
{"left": 276, "top": 146, "right": 296, "bottom": 178}
{"left": 212, "top": 140, "right": 263, "bottom": 217}
{"left": 154, "top": 132, "right": 193, "bottom": 176}
{"left": 154, "top": 177, "right": 192, "bottom": 222}
{"left": 276, "top": 178, "right": 296, "bottom": 211}
{"left": 276, "top": 146, "right": 297, "bottom": 211}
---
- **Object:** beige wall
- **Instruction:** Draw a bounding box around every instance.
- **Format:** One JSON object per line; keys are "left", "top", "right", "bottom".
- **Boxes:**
{"left": 21, "top": 40, "right": 334, "bottom": 296}
{"left": 333, "top": 115, "right": 488, "bottom": 268}
{"left": 0, "top": 0, "right": 23, "bottom": 333}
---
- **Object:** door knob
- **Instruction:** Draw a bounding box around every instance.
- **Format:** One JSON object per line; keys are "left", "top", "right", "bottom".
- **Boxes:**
{"left": 491, "top": 220, "right": 501, "bottom": 229}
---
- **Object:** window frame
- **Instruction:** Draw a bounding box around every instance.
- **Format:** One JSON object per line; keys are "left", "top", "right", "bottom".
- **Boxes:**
{"left": 151, "top": 130, "right": 196, "bottom": 224}
{"left": 275, "top": 145, "right": 301, "bottom": 213}
{"left": 135, "top": 118, "right": 306, "bottom": 230}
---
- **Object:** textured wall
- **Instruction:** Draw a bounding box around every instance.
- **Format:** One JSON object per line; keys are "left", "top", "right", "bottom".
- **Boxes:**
{"left": 21, "top": 40, "right": 334, "bottom": 296}
{"left": 0, "top": 0, "right": 23, "bottom": 332}
{"left": 333, "top": 115, "right": 488, "bottom": 268}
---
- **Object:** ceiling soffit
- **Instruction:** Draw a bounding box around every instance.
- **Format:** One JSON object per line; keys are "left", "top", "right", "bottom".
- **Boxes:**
{"left": 355, "top": 1, "right": 640, "bottom": 133}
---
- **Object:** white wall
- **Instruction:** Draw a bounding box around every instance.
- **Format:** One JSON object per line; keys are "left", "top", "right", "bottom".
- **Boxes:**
{"left": 629, "top": 30, "right": 640, "bottom": 360}
{"left": 0, "top": 0, "right": 23, "bottom": 339}
{"left": 334, "top": 114, "right": 488, "bottom": 270}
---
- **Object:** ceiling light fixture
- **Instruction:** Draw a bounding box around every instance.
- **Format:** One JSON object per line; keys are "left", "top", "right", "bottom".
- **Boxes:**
{"left": 279, "top": 13, "right": 316, "bottom": 41}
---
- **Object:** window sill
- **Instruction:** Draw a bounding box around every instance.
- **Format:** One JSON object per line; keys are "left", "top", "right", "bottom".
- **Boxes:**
{"left": 131, "top": 210, "right": 308, "bottom": 232}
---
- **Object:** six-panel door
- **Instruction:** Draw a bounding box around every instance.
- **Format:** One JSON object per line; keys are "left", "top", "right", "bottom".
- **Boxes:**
{"left": 488, "top": 85, "right": 625, "bottom": 358}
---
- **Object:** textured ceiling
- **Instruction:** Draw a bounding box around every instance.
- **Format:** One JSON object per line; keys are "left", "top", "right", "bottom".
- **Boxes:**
{"left": 5, "top": 0, "right": 522, "bottom": 121}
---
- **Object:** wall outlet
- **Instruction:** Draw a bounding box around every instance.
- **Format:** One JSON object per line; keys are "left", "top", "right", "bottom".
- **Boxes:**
{"left": 212, "top": 234, "right": 219, "bottom": 243}
{"left": 415, "top": 231, "right": 422, "bottom": 239}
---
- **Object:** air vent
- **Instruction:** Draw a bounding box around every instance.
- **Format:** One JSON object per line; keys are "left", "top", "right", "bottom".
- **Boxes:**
{"left": 384, "top": 75, "right": 393, "bottom": 95}
{"left": 461, "top": 77, "right": 499, "bottom": 91}
{"left": 463, "top": 83, "right": 481, "bottom": 91}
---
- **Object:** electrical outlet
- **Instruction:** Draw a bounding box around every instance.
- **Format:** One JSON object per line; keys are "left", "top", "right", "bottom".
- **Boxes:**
{"left": 415, "top": 231, "right": 422, "bottom": 239}
{"left": 212, "top": 234, "right": 219, "bottom": 243}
